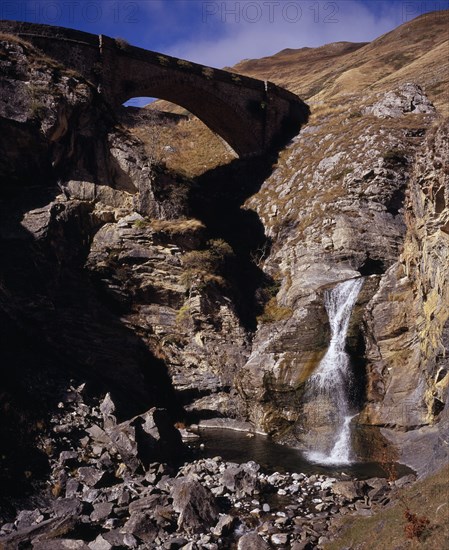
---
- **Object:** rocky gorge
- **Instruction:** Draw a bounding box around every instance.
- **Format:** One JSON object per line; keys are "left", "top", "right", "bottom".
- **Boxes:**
{"left": 1, "top": 9, "right": 449, "bottom": 550}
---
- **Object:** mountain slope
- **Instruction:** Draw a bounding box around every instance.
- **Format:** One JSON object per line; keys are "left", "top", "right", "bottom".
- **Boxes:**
{"left": 233, "top": 10, "right": 449, "bottom": 113}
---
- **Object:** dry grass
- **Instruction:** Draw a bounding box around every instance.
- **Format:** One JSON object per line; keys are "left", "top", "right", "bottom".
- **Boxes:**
{"left": 149, "top": 218, "right": 204, "bottom": 233}
{"left": 0, "top": 32, "right": 32, "bottom": 47}
{"left": 232, "top": 10, "right": 449, "bottom": 113}
{"left": 129, "top": 113, "right": 235, "bottom": 177}
{"left": 325, "top": 464, "right": 449, "bottom": 550}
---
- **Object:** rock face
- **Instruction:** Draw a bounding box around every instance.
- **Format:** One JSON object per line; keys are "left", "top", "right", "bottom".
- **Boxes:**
{"left": 0, "top": 34, "right": 249, "bottom": 498}
{"left": 237, "top": 85, "right": 437, "bottom": 443}
{"left": 359, "top": 120, "right": 449, "bottom": 475}
{"left": 1, "top": 20, "right": 448, "bottom": 518}
{"left": 236, "top": 85, "right": 448, "bottom": 471}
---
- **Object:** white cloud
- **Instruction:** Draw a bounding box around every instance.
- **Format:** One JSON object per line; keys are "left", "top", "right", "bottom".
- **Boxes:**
{"left": 165, "top": 1, "right": 401, "bottom": 68}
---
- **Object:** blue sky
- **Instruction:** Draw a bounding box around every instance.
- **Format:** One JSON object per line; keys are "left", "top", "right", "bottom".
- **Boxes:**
{"left": 1, "top": 1, "right": 447, "bottom": 105}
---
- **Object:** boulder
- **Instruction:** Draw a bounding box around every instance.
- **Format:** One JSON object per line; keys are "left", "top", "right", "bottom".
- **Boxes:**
{"left": 363, "top": 83, "right": 436, "bottom": 118}
{"left": 331, "top": 481, "right": 361, "bottom": 501}
{"left": 221, "top": 462, "right": 260, "bottom": 497}
{"left": 33, "top": 541, "right": 89, "bottom": 549}
{"left": 171, "top": 479, "right": 219, "bottom": 534}
{"left": 121, "top": 512, "right": 158, "bottom": 544}
{"left": 211, "top": 514, "right": 235, "bottom": 537}
{"left": 107, "top": 407, "right": 183, "bottom": 471}
{"left": 237, "top": 532, "right": 270, "bottom": 550}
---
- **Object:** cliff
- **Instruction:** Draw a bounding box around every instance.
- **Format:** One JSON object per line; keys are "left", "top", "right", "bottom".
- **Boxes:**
{"left": 0, "top": 11, "right": 448, "bottom": 511}
{"left": 230, "top": 11, "right": 449, "bottom": 475}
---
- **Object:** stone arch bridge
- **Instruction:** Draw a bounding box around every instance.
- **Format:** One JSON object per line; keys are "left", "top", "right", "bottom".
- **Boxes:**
{"left": 0, "top": 20, "right": 309, "bottom": 157}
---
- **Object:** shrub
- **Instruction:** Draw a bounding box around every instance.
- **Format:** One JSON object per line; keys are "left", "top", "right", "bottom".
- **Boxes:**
{"left": 157, "top": 55, "right": 170, "bottom": 66}
{"left": 115, "top": 37, "right": 130, "bottom": 50}
{"left": 29, "top": 99, "right": 47, "bottom": 120}
{"left": 180, "top": 239, "right": 233, "bottom": 290}
{"left": 404, "top": 509, "right": 431, "bottom": 540}
{"left": 133, "top": 218, "right": 150, "bottom": 229}
{"left": 383, "top": 147, "right": 407, "bottom": 164}
{"left": 177, "top": 59, "right": 192, "bottom": 69}
{"left": 176, "top": 303, "right": 191, "bottom": 324}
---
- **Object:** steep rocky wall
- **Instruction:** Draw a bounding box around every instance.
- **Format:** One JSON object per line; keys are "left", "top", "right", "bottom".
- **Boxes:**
{"left": 235, "top": 85, "right": 449, "bottom": 474}
{"left": 360, "top": 120, "right": 449, "bottom": 475}
{"left": 2, "top": 31, "right": 448, "bottom": 488}
{"left": 237, "top": 85, "right": 437, "bottom": 446}
{"left": 0, "top": 35, "right": 250, "bottom": 494}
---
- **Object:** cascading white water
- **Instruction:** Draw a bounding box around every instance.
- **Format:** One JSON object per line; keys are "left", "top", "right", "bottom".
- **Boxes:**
{"left": 306, "top": 277, "right": 364, "bottom": 465}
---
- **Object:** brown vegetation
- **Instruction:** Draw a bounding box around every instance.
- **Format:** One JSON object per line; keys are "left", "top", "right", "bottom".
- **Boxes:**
{"left": 325, "top": 465, "right": 449, "bottom": 550}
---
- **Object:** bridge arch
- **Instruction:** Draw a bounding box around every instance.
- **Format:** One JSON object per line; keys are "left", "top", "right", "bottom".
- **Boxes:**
{"left": 118, "top": 78, "right": 261, "bottom": 156}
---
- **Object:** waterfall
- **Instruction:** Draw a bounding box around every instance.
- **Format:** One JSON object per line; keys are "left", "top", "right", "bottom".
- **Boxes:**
{"left": 306, "top": 277, "right": 364, "bottom": 465}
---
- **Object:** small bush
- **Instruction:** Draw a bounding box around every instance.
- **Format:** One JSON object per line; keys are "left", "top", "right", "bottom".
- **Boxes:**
{"left": 29, "top": 99, "right": 47, "bottom": 120}
{"left": 404, "top": 509, "right": 431, "bottom": 540}
{"left": 383, "top": 147, "right": 407, "bottom": 163}
{"left": 177, "top": 59, "right": 192, "bottom": 69}
{"left": 180, "top": 239, "right": 233, "bottom": 290}
{"left": 157, "top": 55, "right": 170, "bottom": 66}
{"left": 133, "top": 218, "right": 150, "bottom": 229}
{"left": 115, "top": 37, "right": 130, "bottom": 50}
{"left": 202, "top": 67, "right": 214, "bottom": 79}
{"left": 176, "top": 303, "right": 191, "bottom": 324}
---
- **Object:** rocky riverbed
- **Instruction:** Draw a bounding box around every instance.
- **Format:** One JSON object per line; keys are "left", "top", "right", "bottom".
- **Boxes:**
{"left": 0, "top": 385, "right": 416, "bottom": 550}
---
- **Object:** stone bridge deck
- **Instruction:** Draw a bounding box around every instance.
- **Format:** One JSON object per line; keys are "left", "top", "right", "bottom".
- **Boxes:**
{"left": 0, "top": 20, "right": 309, "bottom": 157}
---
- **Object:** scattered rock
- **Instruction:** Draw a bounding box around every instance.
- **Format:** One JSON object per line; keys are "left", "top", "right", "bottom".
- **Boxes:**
{"left": 363, "top": 83, "right": 436, "bottom": 118}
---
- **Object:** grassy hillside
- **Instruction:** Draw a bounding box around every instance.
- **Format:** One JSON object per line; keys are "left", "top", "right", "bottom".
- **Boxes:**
{"left": 325, "top": 465, "right": 449, "bottom": 550}
{"left": 233, "top": 10, "right": 449, "bottom": 113}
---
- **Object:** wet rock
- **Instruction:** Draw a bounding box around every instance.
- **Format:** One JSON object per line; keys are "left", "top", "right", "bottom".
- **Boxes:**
{"left": 171, "top": 479, "right": 219, "bottom": 534}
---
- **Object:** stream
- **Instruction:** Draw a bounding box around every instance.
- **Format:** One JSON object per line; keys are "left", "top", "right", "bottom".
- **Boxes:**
{"left": 189, "top": 428, "right": 414, "bottom": 480}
